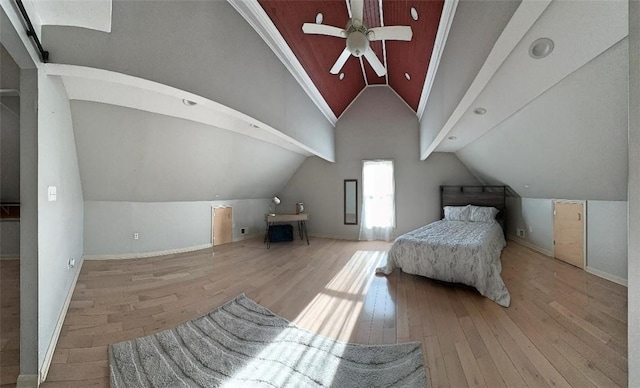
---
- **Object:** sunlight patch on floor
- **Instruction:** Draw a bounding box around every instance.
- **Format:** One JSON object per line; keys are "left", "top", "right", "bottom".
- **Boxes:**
{"left": 292, "top": 250, "right": 386, "bottom": 341}
{"left": 223, "top": 250, "right": 387, "bottom": 387}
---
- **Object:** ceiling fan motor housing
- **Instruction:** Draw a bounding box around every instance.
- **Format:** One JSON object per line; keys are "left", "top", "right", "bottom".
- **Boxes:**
{"left": 345, "top": 20, "right": 369, "bottom": 57}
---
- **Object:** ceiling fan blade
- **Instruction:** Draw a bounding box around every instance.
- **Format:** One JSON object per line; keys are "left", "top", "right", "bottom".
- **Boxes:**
{"left": 330, "top": 48, "right": 351, "bottom": 74}
{"left": 368, "top": 26, "right": 413, "bottom": 41}
{"left": 364, "top": 48, "right": 386, "bottom": 77}
{"left": 350, "top": 0, "right": 364, "bottom": 23}
{"left": 302, "top": 23, "right": 346, "bottom": 38}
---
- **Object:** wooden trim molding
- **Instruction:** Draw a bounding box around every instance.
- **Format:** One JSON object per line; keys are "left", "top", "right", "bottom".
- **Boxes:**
{"left": 416, "top": 0, "right": 458, "bottom": 119}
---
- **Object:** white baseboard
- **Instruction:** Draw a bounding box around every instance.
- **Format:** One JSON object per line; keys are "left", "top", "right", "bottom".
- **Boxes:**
{"left": 506, "top": 235, "right": 553, "bottom": 257}
{"left": 16, "top": 374, "right": 39, "bottom": 387}
{"left": 585, "top": 266, "right": 628, "bottom": 287}
{"left": 39, "top": 258, "right": 84, "bottom": 382}
{"left": 233, "top": 232, "right": 263, "bottom": 242}
{"left": 84, "top": 243, "right": 213, "bottom": 260}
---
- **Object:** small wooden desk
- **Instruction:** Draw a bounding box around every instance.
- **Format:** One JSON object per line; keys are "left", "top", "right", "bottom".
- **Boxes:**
{"left": 264, "top": 213, "right": 309, "bottom": 249}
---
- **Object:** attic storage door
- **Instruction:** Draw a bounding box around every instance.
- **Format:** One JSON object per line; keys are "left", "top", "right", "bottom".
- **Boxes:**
{"left": 553, "top": 201, "right": 585, "bottom": 268}
{"left": 212, "top": 207, "right": 232, "bottom": 246}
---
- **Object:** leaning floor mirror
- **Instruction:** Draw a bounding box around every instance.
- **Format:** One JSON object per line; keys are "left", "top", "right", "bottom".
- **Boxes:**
{"left": 344, "top": 179, "right": 358, "bottom": 225}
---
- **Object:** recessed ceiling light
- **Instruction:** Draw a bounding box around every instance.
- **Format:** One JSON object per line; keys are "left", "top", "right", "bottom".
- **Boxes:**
{"left": 315, "top": 13, "right": 323, "bottom": 24}
{"left": 339, "top": 72, "right": 345, "bottom": 80}
{"left": 249, "top": 123, "right": 260, "bottom": 128}
{"left": 404, "top": 72, "right": 411, "bottom": 80}
{"left": 448, "top": 136, "right": 457, "bottom": 140}
{"left": 473, "top": 107, "right": 487, "bottom": 115}
{"left": 182, "top": 99, "right": 197, "bottom": 106}
{"left": 529, "top": 37, "right": 554, "bottom": 59}
{"left": 410, "top": 7, "right": 419, "bottom": 21}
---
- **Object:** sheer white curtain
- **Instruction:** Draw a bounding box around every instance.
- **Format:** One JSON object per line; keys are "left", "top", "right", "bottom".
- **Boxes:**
{"left": 359, "top": 160, "right": 395, "bottom": 241}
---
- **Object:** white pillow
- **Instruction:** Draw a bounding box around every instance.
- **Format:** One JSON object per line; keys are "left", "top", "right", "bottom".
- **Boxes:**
{"left": 443, "top": 205, "right": 470, "bottom": 221}
{"left": 469, "top": 206, "right": 499, "bottom": 222}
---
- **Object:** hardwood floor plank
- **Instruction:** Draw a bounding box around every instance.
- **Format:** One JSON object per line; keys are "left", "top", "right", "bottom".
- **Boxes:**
{"left": 424, "top": 334, "right": 450, "bottom": 388}
{"left": 6, "top": 238, "right": 622, "bottom": 388}
{"left": 455, "top": 339, "right": 487, "bottom": 387}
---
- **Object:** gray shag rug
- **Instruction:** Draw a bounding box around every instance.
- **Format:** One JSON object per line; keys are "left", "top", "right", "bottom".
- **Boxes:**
{"left": 109, "top": 294, "right": 426, "bottom": 387}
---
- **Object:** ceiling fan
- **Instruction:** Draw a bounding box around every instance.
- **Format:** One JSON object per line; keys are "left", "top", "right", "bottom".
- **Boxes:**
{"left": 302, "top": 0, "right": 413, "bottom": 77}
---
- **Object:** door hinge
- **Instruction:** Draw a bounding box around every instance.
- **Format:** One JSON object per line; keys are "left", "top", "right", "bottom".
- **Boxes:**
{"left": 553, "top": 240, "right": 556, "bottom": 245}
{"left": 577, "top": 213, "right": 581, "bottom": 221}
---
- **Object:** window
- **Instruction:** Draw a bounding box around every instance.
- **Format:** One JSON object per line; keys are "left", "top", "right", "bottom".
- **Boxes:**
{"left": 359, "top": 160, "right": 395, "bottom": 241}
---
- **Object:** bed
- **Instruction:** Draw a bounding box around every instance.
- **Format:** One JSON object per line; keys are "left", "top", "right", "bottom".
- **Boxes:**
{"left": 376, "top": 186, "right": 510, "bottom": 307}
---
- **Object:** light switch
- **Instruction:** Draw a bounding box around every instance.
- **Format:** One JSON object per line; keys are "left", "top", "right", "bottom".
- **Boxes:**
{"left": 47, "top": 186, "right": 57, "bottom": 202}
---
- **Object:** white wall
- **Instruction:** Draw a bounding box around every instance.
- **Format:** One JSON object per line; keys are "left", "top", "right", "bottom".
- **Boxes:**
{"left": 507, "top": 198, "right": 628, "bottom": 283}
{"left": 70, "top": 101, "right": 306, "bottom": 202}
{"left": 279, "top": 87, "right": 480, "bottom": 240}
{"left": 419, "top": 0, "right": 520, "bottom": 155}
{"left": 42, "top": 0, "right": 335, "bottom": 160}
{"left": 37, "top": 72, "right": 84, "bottom": 369}
{"left": 84, "top": 199, "right": 269, "bottom": 257}
{"left": 456, "top": 38, "right": 629, "bottom": 201}
{"left": 628, "top": 0, "right": 639, "bottom": 383}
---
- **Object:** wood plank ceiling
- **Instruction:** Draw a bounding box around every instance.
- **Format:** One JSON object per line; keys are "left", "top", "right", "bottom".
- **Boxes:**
{"left": 258, "top": 0, "right": 444, "bottom": 118}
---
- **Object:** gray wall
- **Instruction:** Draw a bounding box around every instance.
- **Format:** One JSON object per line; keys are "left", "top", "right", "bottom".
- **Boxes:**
{"left": 506, "top": 197, "right": 553, "bottom": 253}
{"left": 456, "top": 38, "right": 629, "bottom": 201}
{"left": 37, "top": 73, "right": 84, "bottom": 368}
{"left": 20, "top": 68, "right": 38, "bottom": 378}
{"left": 279, "top": 87, "right": 479, "bottom": 240}
{"left": 419, "top": 0, "right": 520, "bottom": 155}
{"left": 507, "top": 197, "right": 628, "bottom": 282}
{"left": 629, "top": 0, "right": 639, "bottom": 383}
{"left": 84, "top": 199, "right": 269, "bottom": 257}
{"left": 456, "top": 38, "right": 629, "bottom": 283}
{"left": 42, "top": 0, "right": 335, "bottom": 161}
{"left": 587, "top": 200, "right": 627, "bottom": 281}
{"left": 1, "top": 96, "right": 20, "bottom": 258}
{"left": 1, "top": 103, "right": 20, "bottom": 202}
{"left": 70, "top": 101, "right": 306, "bottom": 202}
{"left": 1, "top": 44, "right": 21, "bottom": 258}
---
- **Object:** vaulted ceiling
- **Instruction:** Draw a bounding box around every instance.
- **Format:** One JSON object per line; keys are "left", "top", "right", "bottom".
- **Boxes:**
{"left": 239, "top": 0, "right": 445, "bottom": 120}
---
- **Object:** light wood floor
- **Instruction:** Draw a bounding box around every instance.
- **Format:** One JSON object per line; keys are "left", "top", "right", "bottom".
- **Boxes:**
{"left": 3, "top": 237, "right": 627, "bottom": 387}
{"left": 0, "top": 260, "right": 20, "bottom": 387}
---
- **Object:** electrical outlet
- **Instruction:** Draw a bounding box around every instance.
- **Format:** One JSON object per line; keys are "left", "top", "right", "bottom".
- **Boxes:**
{"left": 240, "top": 228, "right": 246, "bottom": 235}
{"left": 133, "top": 232, "right": 139, "bottom": 240}
{"left": 516, "top": 228, "right": 525, "bottom": 238}
{"left": 67, "top": 258, "right": 75, "bottom": 269}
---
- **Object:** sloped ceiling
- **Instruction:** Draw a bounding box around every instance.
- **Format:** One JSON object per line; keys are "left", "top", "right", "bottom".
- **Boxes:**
{"left": 254, "top": 0, "right": 444, "bottom": 117}
{"left": 71, "top": 101, "right": 306, "bottom": 202}
{"left": 456, "top": 38, "right": 629, "bottom": 201}
{"left": 41, "top": 0, "right": 335, "bottom": 161}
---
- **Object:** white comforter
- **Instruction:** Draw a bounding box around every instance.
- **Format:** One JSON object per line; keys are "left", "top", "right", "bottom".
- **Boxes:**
{"left": 377, "top": 220, "right": 510, "bottom": 307}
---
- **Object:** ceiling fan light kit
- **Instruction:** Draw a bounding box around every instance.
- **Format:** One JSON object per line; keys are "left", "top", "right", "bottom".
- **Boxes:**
{"left": 301, "top": 0, "right": 413, "bottom": 77}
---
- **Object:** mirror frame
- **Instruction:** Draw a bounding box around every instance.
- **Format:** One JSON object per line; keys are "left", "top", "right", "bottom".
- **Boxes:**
{"left": 344, "top": 179, "right": 358, "bottom": 225}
